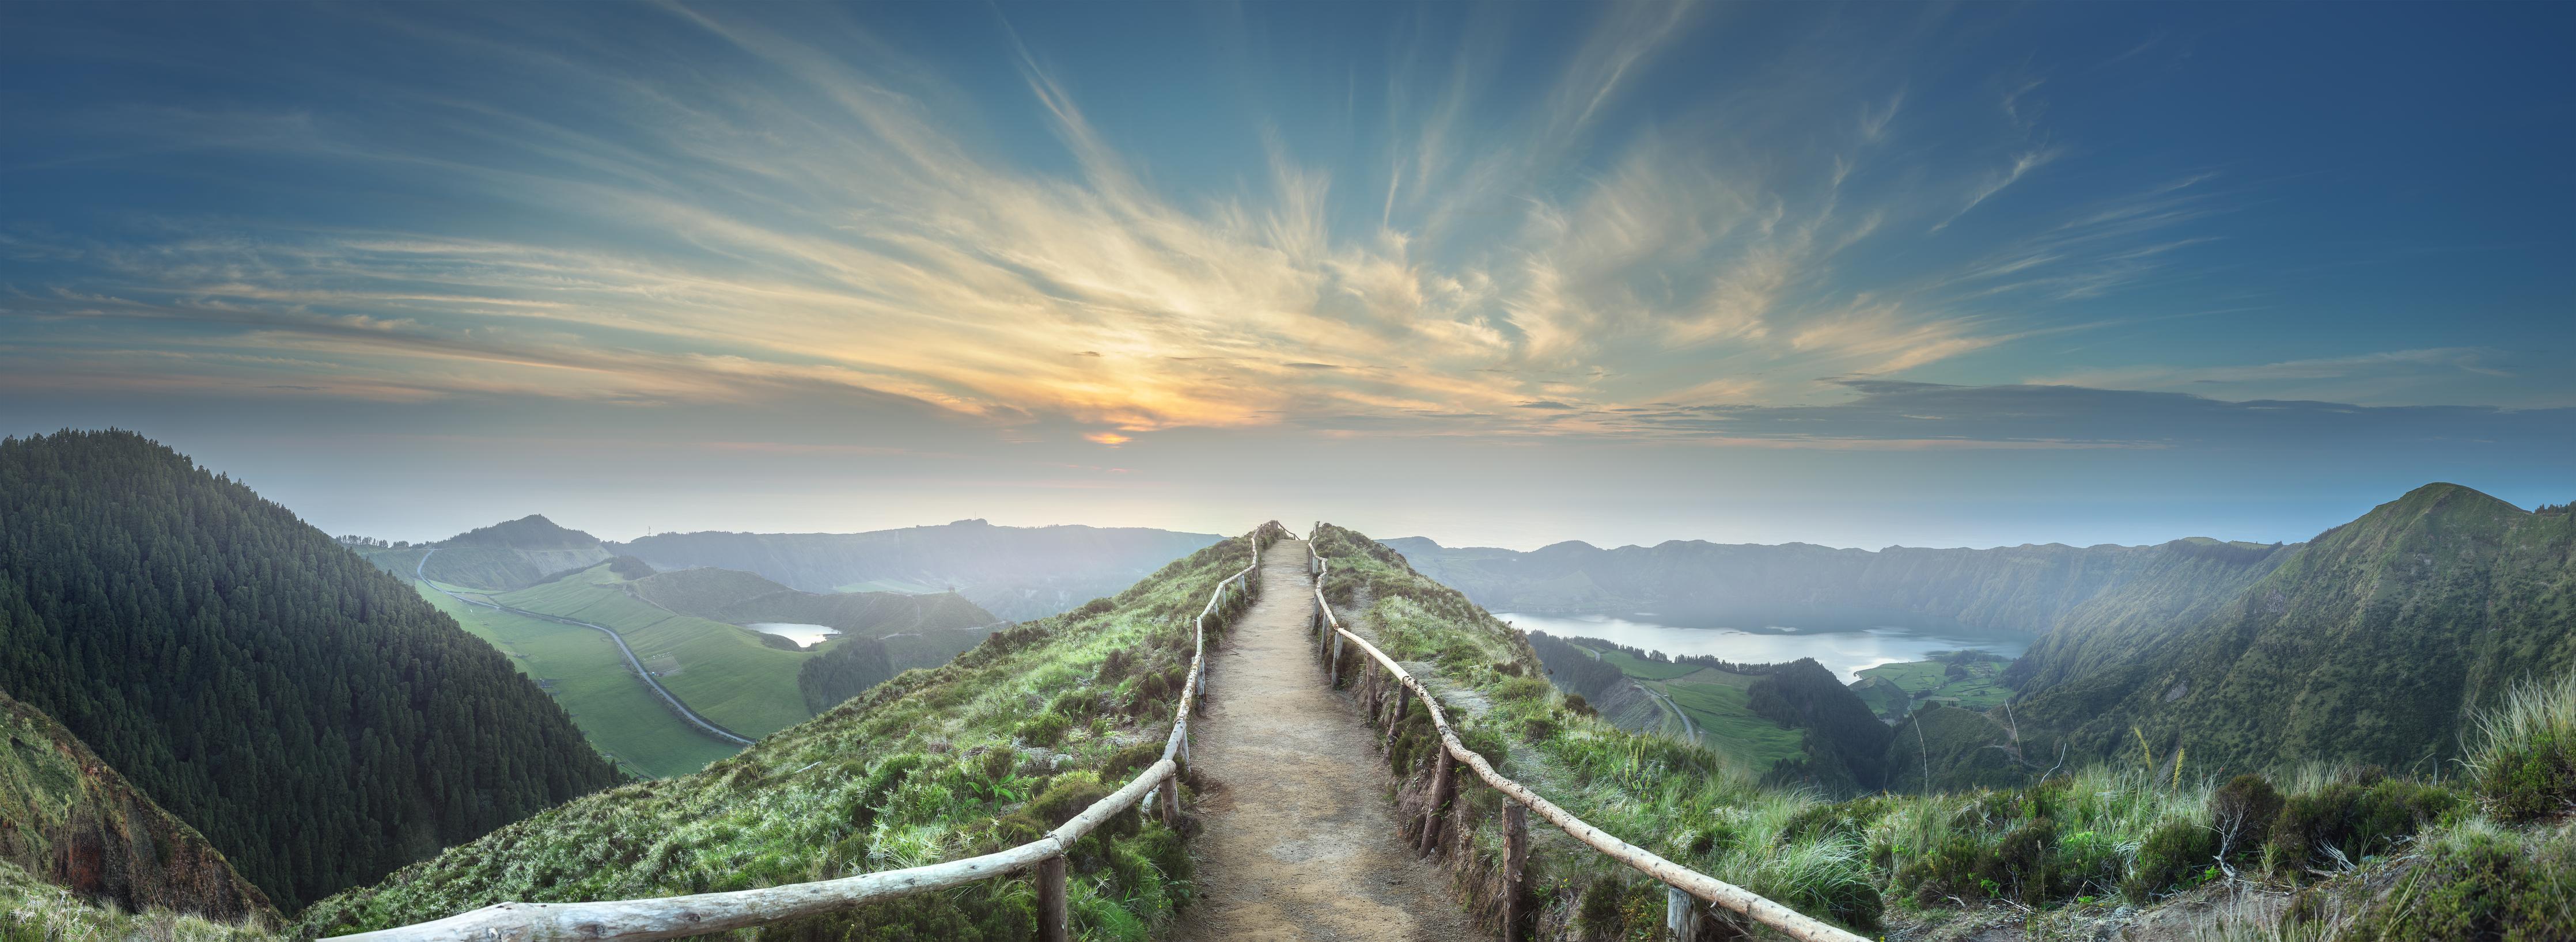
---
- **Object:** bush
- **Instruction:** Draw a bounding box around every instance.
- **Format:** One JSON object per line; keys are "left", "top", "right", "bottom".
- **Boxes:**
{"left": 2266, "top": 779, "right": 2457, "bottom": 880}
{"left": 2343, "top": 826, "right": 2576, "bottom": 941}
{"left": 2123, "top": 818, "right": 2218, "bottom": 902}
{"left": 1014, "top": 711, "right": 1071, "bottom": 747}
{"left": 2468, "top": 671, "right": 2576, "bottom": 822}
{"left": 2209, "top": 774, "right": 2284, "bottom": 862}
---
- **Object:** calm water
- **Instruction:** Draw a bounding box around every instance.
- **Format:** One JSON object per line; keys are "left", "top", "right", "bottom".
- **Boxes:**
{"left": 744, "top": 622, "right": 840, "bottom": 647}
{"left": 1497, "top": 612, "right": 2028, "bottom": 682}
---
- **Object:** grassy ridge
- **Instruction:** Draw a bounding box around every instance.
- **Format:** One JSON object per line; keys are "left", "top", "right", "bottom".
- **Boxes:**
{"left": 418, "top": 586, "right": 741, "bottom": 779}
{"left": 497, "top": 563, "right": 816, "bottom": 738}
{"left": 303, "top": 527, "right": 1276, "bottom": 940}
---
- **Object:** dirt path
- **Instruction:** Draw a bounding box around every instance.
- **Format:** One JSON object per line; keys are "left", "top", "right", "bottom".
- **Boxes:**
{"left": 1172, "top": 539, "right": 1486, "bottom": 942}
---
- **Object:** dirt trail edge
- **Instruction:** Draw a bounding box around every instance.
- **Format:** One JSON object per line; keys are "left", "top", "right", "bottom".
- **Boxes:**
{"left": 1173, "top": 538, "right": 1487, "bottom": 942}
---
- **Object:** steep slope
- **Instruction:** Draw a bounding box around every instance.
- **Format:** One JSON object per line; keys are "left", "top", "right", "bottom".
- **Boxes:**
{"left": 0, "top": 688, "right": 274, "bottom": 926}
{"left": 2016, "top": 483, "right": 2576, "bottom": 774}
{"left": 302, "top": 529, "right": 1270, "bottom": 939}
{"left": 0, "top": 430, "right": 619, "bottom": 910}
{"left": 616, "top": 519, "right": 1222, "bottom": 620}
{"left": 1389, "top": 535, "right": 2294, "bottom": 651}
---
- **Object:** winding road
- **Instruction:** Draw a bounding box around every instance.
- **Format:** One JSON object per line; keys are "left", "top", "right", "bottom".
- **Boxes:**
{"left": 415, "top": 548, "right": 754, "bottom": 747}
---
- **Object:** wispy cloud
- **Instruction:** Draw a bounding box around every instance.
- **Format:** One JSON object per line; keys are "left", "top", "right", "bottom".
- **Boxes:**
{"left": 1, "top": 3, "right": 2251, "bottom": 443}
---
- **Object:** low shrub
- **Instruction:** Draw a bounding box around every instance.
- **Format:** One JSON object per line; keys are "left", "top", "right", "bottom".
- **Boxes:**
{"left": 2209, "top": 773, "right": 2284, "bottom": 863}
{"left": 2467, "top": 671, "right": 2576, "bottom": 822}
{"left": 2343, "top": 825, "right": 2576, "bottom": 941}
{"left": 1014, "top": 711, "right": 1071, "bottom": 748}
{"left": 2123, "top": 818, "right": 2217, "bottom": 902}
{"left": 2265, "top": 779, "right": 2457, "bottom": 880}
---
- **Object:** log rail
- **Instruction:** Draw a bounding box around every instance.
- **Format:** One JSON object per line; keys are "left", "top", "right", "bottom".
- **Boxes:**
{"left": 1305, "top": 526, "right": 1867, "bottom": 942}
{"left": 333, "top": 524, "right": 1285, "bottom": 942}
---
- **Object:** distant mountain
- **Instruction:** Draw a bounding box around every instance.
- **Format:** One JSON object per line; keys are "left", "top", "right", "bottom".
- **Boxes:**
{"left": 616, "top": 520, "right": 1223, "bottom": 621}
{"left": 402, "top": 514, "right": 615, "bottom": 590}
{"left": 0, "top": 431, "right": 619, "bottom": 910}
{"left": 2014, "top": 483, "right": 2576, "bottom": 775}
{"left": 0, "top": 687, "right": 275, "bottom": 926}
{"left": 1383, "top": 534, "right": 2296, "bottom": 641}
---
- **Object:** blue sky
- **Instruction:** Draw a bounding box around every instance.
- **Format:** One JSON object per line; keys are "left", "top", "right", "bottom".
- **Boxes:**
{"left": 2, "top": 2, "right": 2569, "bottom": 550}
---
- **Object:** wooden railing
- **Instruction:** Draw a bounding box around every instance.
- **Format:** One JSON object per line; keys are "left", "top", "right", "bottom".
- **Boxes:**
{"left": 335, "top": 524, "right": 1284, "bottom": 942}
{"left": 1305, "top": 526, "right": 1867, "bottom": 942}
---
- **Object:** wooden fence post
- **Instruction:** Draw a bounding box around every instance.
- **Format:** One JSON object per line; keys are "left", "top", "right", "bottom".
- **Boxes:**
{"left": 1665, "top": 884, "right": 1699, "bottom": 941}
{"left": 1418, "top": 747, "right": 1454, "bottom": 854}
{"left": 1039, "top": 855, "right": 1068, "bottom": 942}
{"left": 1162, "top": 771, "right": 1181, "bottom": 825}
{"left": 1504, "top": 804, "right": 1530, "bottom": 942}
{"left": 1328, "top": 635, "right": 1343, "bottom": 687}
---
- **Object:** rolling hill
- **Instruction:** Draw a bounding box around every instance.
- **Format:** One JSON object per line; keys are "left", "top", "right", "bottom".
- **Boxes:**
{"left": 0, "top": 430, "right": 618, "bottom": 910}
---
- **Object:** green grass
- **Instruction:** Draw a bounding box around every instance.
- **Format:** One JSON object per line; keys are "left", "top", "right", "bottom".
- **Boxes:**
{"left": 300, "top": 527, "right": 1282, "bottom": 940}
{"left": 1657, "top": 678, "right": 1807, "bottom": 770}
{"left": 0, "top": 861, "right": 274, "bottom": 942}
{"left": 417, "top": 585, "right": 741, "bottom": 779}
{"left": 1854, "top": 657, "right": 2013, "bottom": 720}
{"left": 497, "top": 564, "right": 816, "bottom": 738}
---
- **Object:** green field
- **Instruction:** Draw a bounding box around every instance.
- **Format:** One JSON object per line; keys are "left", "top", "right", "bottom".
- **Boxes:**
{"left": 1655, "top": 678, "right": 1806, "bottom": 771}
{"left": 417, "top": 586, "right": 741, "bottom": 778}
{"left": 496, "top": 564, "right": 818, "bottom": 738}
{"left": 1853, "top": 655, "right": 2013, "bottom": 720}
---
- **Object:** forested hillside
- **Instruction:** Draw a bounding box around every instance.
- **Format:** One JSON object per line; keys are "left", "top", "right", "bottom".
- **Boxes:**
{"left": 0, "top": 431, "right": 619, "bottom": 910}
{"left": 616, "top": 519, "right": 1221, "bottom": 620}
{"left": 1387, "top": 534, "right": 2293, "bottom": 643}
{"left": 2015, "top": 483, "right": 2576, "bottom": 774}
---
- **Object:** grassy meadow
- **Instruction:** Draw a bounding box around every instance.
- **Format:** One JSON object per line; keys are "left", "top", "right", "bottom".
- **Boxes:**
{"left": 1854, "top": 650, "right": 2014, "bottom": 721}
{"left": 495, "top": 563, "right": 817, "bottom": 738}
{"left": 416, "top": 586, "right": 742, "bottom": 779}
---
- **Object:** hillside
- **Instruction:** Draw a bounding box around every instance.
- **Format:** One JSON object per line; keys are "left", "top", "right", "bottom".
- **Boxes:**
{"left": 1386, "top": 534, "right": 2294, "bottom": 647}
{"left": 386, "top": 514, "right": 617, "bottom": 591}
{"left": 301, "top": 528, "right": 1271, "bottom": 939}
{"left": 616, "top": 520, "right": 1222, "bottom": 620}
{"left": 1524, "top": 632, "right": 1892, "bottom": 793}
{"left": 1314, "top": 523, "right": 2576, "bottom": 940}
{"left": 2014, "top": 483, "right": 2576, "bottom": 775}
{"left": 0, "top": 431, "right": 619, "bottom": 910}
{"left": 494, "top": 561, "right": 821, "bottom": 739}
{"left": 0, "top": 689, "right": 274, "bottom": 926}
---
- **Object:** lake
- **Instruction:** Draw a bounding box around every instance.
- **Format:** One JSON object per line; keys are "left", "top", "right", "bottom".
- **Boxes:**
{"left": 744, "top": 622, "right": 840, "bottom": 647}
{"left": 1497, "top": 611, "right": 2028, "bottom": 682}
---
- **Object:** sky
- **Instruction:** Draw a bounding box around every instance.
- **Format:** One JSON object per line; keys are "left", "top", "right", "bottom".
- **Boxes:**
{"left": 3, "top": 2, "right": 2570, "bottom": 552}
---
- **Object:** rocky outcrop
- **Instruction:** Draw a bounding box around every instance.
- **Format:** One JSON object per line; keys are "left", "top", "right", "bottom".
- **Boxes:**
{"left": 0, "top": 690, "right": 276, "bottom": 926}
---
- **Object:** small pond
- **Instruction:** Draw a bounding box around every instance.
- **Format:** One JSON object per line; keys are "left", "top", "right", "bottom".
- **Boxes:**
{"left": 744, "top": 622, "right": 840, "bottom": 647}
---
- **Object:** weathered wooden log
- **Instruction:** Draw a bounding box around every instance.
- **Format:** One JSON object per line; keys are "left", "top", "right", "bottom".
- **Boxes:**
{"left": 1418, "top": 747, "right": 1453, "bottom": 855}
{"left": 1328, "top": 635, "right": 1343, "bottom": 687}
{"left": 1666, "top": 884, "right": 1700, "bottom": 940}
{"left": 1503, "top": 804, "right": 1530, "bottom": 942}
{"left": 337, "top": 759, "right": 1179, "bottom": 941}
{"left": 1324, "top": 625, "right": 1867, "bottom": 942}
{"left": 1038, "top": 856, "right": 1068, "bottom": 942}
